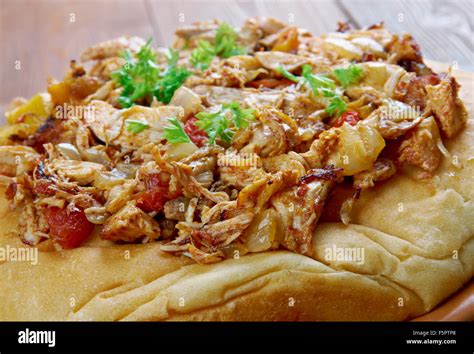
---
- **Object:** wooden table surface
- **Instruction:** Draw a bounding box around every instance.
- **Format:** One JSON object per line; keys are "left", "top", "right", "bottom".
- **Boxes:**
{"left": 0, "top": 0, "right": 472, "bottom": 115}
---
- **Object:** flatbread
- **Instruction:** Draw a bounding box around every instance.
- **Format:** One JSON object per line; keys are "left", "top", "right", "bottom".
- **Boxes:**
{"left": 0, "top": 61, "right": 472, "bottom": 321}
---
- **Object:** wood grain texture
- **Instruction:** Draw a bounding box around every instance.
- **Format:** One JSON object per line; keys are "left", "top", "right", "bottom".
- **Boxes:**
{"left": 0, "top": 0, "right": 154, "bottom": 112}
{"left": 339, "top": 0, "right": 473, "bottom": 71}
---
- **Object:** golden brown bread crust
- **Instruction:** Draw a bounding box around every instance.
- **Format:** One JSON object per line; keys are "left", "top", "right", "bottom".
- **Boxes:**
{"left": 0, "top": 61, "right": 472, "bottom": 321}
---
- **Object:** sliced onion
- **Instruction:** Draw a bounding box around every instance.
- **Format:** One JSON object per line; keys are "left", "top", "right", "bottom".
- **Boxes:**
{"left": 194, "top": 171, "right": 214, "bottom": 188}
{"left": 243, "top": 209, "right": 278, "bottom": 253}
{"left": 82, "top": 147, "right": 112, "bottom": 166}
{"left": 169, "top": 87, "right": 203, "bottom": 118}
{"left": 115, "top": 163, "right": 139, "bottom": 179}
{"left": 84, "top": 206, "right": 109, "bottom": 224}
{"left": 164, "top": 142, "right": 198, "bottom": 161}
{"left": 57, "top": 143, "right": 81, "bottom": 161}
{"left": 93, "top": 170, "right": 127, "bottom": 189}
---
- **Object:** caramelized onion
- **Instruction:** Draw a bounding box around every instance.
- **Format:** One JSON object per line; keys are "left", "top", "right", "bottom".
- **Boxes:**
{"left": 57, "top": 143, "right": 81, "bottom": 161}
{"left": 243, "top": 209, "right": 278, "bottom": 253}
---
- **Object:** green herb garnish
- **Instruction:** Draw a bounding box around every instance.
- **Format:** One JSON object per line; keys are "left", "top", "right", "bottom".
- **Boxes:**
{"left": 276, "top": 66, "right": 300, "bottom": 83}
{"left": 154, "top": 49, "right": 191, "bottom": 104}
{"left": 333, "top": 64, "right": 364, "bottom": 88}
{"left": 214, "top": 23, "right": 246, "bottom": 58}
{"left": 112, "top": 39, "right": 160, "bottom": 108}
{"left": 325, "top": 96, "right": 347, "bottom": 118}
{"left": 112, "top": 40, "right": 190, "bottom": 108}
{"left": 162, "top": 117, "right": 191, "bottom": 143}
{"left": 277, "top": 64, "right": 348, "bottom": 117}
{"left": 125, "top": 119, "right": 149, "bottom": 134}
{"left": 190, "top": 40, "right": 216, "bottom": 71}
{"left": 301, "top": 64, "right": 336, "bottom": 95}
{"left": 195, "top": 102, "right": 255, "bottom": 144}
{"left": 190, "top": 23, "right": 246, "bottom": 70}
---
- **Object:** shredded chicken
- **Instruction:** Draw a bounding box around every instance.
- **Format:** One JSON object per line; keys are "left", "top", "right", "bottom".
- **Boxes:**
{"left": 0, "top": 17, "right": 467, "bottom": 263}
{"left": 100, "top": 202, "right": 160, "bottom": 242}
{"left": 398, "top": 116, "right": 443, "bottom": 179}
{"left": 425, "top": 76, "right": 468, "bottom": 138}
{"left": 353, "top": 158, "right": 396, "bottom": 190}
{"left": 271, "top": 166, "right": 342, "bottom": 255}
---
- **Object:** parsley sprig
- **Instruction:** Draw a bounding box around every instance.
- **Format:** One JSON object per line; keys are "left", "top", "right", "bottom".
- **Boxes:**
{"left": 190, "top": 23, "right": 246, "bottom": 70}
{"left": 154, "top": 49, "right": 191, "bottom": 104}
{"left": 301, "top": 65, "right": 337, "bottom": 97}
{"left": 163, "top": 117, "right": 191, "bottom": 143}
{"left": 125, "top": 119, "right": 149, "bottom": 134}
{"left": 325, "top": 96, "right": 347, "bottom": 118}
{"left": 333, "top": 64, "right": 364, "bottom": 88}
{"left": 195, "top": 102, "right": 255, "bottom": 144}
{"left": 277, "top": 64, "right": 358, "bottom": 118}
{"left": 112, "top": 40, "right": 190, "bottom": 108}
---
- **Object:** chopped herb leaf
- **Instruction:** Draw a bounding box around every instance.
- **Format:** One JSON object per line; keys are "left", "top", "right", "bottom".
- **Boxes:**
{"left": 125, "top": 119, "right": 149, "bottom": 134}
{"left": 333, "top": 64, "right": 364, "bottom": 88}
{"left": 278, "top": 64, "right": 347, "bottom": 117}
{"left": 112, "top": 39, "right": 190, "bottom": 107}
{"left": 325, "top": 96, "right": 347, "bottom": 118}
{"left": 195, "top": 102, "right": 255, "bottom": 144}
{"left": 215, "top": 23, "right": 246, "bottom": 58}
{"left": 276, "top": 66, "right": 300, "bottom": 83}
{"left": 190, "top": 40, "right": 216, "bottom": 71}
{"left": 163, "top": 117, "right": 191, "bottom": 143}
{"left": 301, "top": 64, "right": 336, "bottom": 96}
{"left": 190, "top": 23, "right": 246, "bottom": 70}
{"left": 222, "top": 101, "right": 256, "bottom": 129}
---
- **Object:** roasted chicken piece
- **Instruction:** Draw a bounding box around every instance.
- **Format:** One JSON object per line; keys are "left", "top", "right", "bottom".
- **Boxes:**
{"left": 271, "top": 166, "right": 341, "bottom": 255}
{"left": 425, "top": 76, "right": 468, "bottom": 138}
{"left": 398, "top": 116, "right": 442, "bottom": 179}
{"left": 262, "top": 153, "right": 308, "bottom": 179}
{"left": 100, "top": 202, "right": 160, "bottom": 242}
{"left": 395, "top": 73, "right": 440, "bottom": 110}
{"left": 85, "top": 100, "right": 184, "bottom": 149}
{"left": 238, "top": 107, "right": 298, "bottom": 158}
{"left": 218, "top": 151, "right": 265, "bottom": 189}
{"left": 353, "top": 158, "right": 396, "bottom": 190}
{"left": 365, "top": 99, "right": 422, "bottom": 140}
{"left": 237, "top": 172, "right": 288, "bottom": 213}
{"left": 171, "top": 162, "right": 229, "bottom": 203}
{"left": 51, "top": 160, "right": 106, "bottom": 185}
{"left": 387, "top": 33, "right": 422, "bottom": 64}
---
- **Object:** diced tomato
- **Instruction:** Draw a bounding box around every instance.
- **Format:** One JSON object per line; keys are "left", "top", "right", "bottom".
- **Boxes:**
{"left": 33, "top": 179, "right": 56, "bottom": 196}
{"left": 136, "top": 188, "right": 169, "bottom": 213}
{"left": 5, "top": 182, "right": 17, "bottom": 200}
{"left": 332, "top": 110, "right": 360, "bottom": 128}
{"left": 184, "top": 117, "right": 208, "bottom": 147}
{"left": 43, "top": 206, "right": 94, "bottom": 249}
{"left": 136, "top": 173, "right": 181, "bottom": 213}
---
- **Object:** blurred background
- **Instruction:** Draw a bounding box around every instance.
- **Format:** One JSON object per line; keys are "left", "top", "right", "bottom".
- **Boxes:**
{"left": 0, "top": 0, "right": 472, "bottom": 115}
